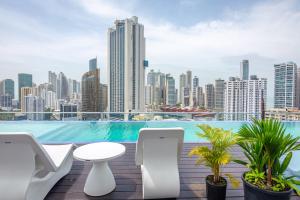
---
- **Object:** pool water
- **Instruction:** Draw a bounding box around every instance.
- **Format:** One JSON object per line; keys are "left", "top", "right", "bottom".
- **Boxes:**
{"left": 0, "top": 121, "right": 300, "bottom": 143}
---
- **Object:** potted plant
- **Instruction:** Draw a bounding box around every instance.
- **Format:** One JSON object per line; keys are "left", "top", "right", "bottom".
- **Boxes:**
{"left": 188, "top": 124, "right": 239, "bottom": 200}
{"left": 235, "top": 118, "right": 300, "bottom": 200}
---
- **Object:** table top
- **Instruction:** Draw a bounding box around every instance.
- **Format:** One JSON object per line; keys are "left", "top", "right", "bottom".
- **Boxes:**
{"left": 73, "top": 142, "right": 126, "bottom": 162}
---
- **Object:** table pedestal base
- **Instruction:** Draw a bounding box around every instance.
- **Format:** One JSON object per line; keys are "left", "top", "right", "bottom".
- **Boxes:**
{"left": 84, "top": 161, "right": 116, "bottom": 196}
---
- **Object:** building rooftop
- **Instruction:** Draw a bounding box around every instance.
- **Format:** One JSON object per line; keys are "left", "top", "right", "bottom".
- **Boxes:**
{"left": 45, "top": 143, "right": 298, "bottom": 200}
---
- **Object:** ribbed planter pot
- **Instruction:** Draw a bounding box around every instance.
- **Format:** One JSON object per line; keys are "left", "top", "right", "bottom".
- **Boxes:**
{"left": 206, "top": 175, "right": 227, "bottom": 200}
{"left": 242, "top": 172, "right": 292, "bottom": 200}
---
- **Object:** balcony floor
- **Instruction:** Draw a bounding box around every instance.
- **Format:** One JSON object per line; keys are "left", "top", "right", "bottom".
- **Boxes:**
{"left": 45, "top": 143, "right": 299, "bottom": 200}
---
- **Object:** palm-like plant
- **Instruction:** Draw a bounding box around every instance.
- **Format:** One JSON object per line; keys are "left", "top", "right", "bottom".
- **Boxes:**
{"left": 237, "top": 118, "right": 300, "bottom": 192}
{"left": 189, "top": 124, "right": 239, "bottom": 187}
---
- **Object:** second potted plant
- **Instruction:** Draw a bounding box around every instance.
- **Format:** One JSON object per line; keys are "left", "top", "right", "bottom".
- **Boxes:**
{"left": 189, "top": 124, "right": 239, "bottom": 200}
{"left": 235, "top": 119, "right": 300, "bottom": 200}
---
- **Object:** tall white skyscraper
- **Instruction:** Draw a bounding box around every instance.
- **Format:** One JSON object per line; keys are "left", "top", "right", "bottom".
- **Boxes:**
{"left": 145, "top": 70, "right": 165, "bottom": 109}
{"left": 240, "top": 60, "right": 249, "bottom": 80}
{"left": 25, "top": 95, "right": 45, "bottom": 120}
{"left": 108, "top": 16, "right": 146, "bottom": 112}
{"left": 224, "top": 77, "right": 267, "bottom": 120}
{"left": 274, "top": 62, "right": 297, "bottom": 109}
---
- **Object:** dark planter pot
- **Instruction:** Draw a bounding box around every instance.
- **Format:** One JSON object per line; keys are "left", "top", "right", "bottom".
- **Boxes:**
{"left": 242, "top": 172, "right": 293, "bottom": 200}
{"left": 206, "top": 175, "right": 227, "bottom": 200}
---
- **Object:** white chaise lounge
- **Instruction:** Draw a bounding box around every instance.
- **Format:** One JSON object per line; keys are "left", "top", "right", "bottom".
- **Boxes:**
{"left": 135, "top": 128, "right": 184, "bottom": 199}
{"left": 0, "top": 132, "right": 75, "bottom": 200}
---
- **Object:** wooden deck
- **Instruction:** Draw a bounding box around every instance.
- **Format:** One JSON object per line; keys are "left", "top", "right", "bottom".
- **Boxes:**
{"left": 45, "top": 143, "right": 299, "bottom": 200}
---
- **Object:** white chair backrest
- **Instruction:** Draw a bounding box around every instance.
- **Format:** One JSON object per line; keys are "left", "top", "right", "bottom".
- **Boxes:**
{"left": 135, "top": 128, "right": 184, "bottom": 165}
{"left": 0, "top": 132, "right": 57, "bottom": 172}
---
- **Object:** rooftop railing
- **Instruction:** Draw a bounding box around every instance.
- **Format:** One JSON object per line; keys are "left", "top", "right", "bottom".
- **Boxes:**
{"left": 0, "top": 111, "right": 299, "bottom": 121}
{"left": 0, "top": 111, "right": 277, "bottom": 121}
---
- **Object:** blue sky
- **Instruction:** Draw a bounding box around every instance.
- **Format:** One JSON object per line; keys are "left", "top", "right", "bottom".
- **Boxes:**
{"left": 0, "top": 0, "right": 300, "bottom": 106}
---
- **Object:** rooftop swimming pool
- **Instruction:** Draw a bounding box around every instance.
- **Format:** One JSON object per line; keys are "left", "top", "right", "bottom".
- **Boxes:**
{"left": 1, "top": 121, "right": 300, "bottom": 143}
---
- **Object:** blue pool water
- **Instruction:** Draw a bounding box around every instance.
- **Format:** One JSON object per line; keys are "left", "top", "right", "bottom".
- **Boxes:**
{"left": 0, "top": 121, "right": 300, "bottom": 143}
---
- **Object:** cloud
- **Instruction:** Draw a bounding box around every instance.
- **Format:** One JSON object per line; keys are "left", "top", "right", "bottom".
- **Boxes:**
{"left": 76, "top": 0, "right": 131, "bottom": 19}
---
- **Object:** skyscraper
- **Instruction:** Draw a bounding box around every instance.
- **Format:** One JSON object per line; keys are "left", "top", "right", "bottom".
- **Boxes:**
{"left": 165, "top": 74, "right": 176, "bottom": 106}
{"left": 100, "top": 83, "right": 108, "bottom": 112}
{"left": 214, "top": 79, "right": 225, "bottom": 112}
{"left": 48, "top": 71, "right": 57, "bottom": 92}
{"left": 224, "top": 77, "right": 267, "bottom": 120}
{"left": 20, "top": 87, "right": 33, "bottom": 112}
{"left": 146, "top": 70, "right": 165, "bottom": 109}
{"left": 18, "top": 73, "right": 32, "bottom": 104}
{"left": 89, "top": 58, "right": 97, "bottom": 72}
{"left": 274, "top": 62, "right": 297, "bottom": 108}
{"left": 296, "top": 68, "right": 300, "bottom": 108}
{"left": 0, "top": 79, "right": 14, "bottom": 99}
{"left": 196, "top": 86, "right": 205, "bottom": 108}
{"left": 179, "top": 71, "right": 193, "bottom": 106}
{"left": 192, "top": 76, "right": 199, "bottom": 107}
{"left": 24, "top": 95, "right": 45, "bottom": 120}
{"left": 179, "top": 73, "right": 187, "bottom": 104}
{"left": 205, "top": 84, "right": 215, "bottom": 110}
{"left": 108, "top": 16, "right": 146, "bottom": 112}
{"left": 57, "top": 72, "right": 68, "bottom": 100}
{"left": 240, "top": 60, "right": 249, "bottom": 80}
{"left": 81, "top": 59, "right": 100, "bottom": 118}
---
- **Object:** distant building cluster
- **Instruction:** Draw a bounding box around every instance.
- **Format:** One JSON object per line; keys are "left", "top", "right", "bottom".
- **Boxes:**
{"left": 145, "top": 59, "right": 268, "bottom": 120}
{"left": 1, "top": 16, "right": 300, "bottom": 121}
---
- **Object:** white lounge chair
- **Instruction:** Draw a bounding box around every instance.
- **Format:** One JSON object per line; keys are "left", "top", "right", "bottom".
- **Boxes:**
{"left": 0, "top": 132, "right": 75, "bottom": 200}
{"left": 135, "top": 128, "right": 184, "bottom": 199}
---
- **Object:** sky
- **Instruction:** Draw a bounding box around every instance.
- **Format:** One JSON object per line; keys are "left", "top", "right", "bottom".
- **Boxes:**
{"left": 0, "top": 0, "right": 300, "bottom": 106}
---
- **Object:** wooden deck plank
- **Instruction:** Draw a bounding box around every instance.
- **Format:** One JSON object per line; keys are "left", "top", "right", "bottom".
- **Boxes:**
{"left": 45, "top": 143, "right": 299, "bottom": 200}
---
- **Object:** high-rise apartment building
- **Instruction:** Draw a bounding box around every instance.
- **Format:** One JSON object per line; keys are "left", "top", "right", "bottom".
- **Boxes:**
{"left": 214, "top": 79, "right": 225, "bottom": 112}
{"left": 192, "top": 76, "right": 199, "bottom": 107}
{"left": 18, "top": 73, "right": 32, "bottom": 104}
{"left": 24, "top": 95, "right": 45, "bottom": 120}
{"left": 20, "top": 87, "right": 33, "bottom": 112}
{"left": 89, "top": 58, "right": 97, "bottom": 72}
{"left": 46, "top": 91, "right": 57, "bottom": 110}
{"left": 0, "top": 79, "right": 14, "bottom": 99}
{"left": 179, "top": 73, "right": 187, "bottom": 105}
{"left": 57, "top": 72, "right": 68, "bottom": 100}
{"left": 48, "top": 71, "right": 57, "bottom": 92}
{"left": 240, "top": 60, "right": 249, "bottom": 80}
{"left": 205, "top": 84, "right": 215, "bottom": 110}
{"left": 274, "top": 62, "right": 297, "bottom": 108}
{"left": 0, "top": 95, "right": 12, "bottom": 108}
{"left": 165, "top": 74, "right": 176, "bottom": 106}
{"left": 108, "top": 16, "right": 146, "bottom": 112}
{"left": 196, "top": 86, "right": 205, "bottom": 108}
{"left": 296, "top": 68, "right": 300, "bottom": 108}
{"left": 224, "top": 77, "right": 267, "bottom": 120}
{"left": 81, "top": 59, "right": 100, "bottom": 118}
{"left": 145, "top": 70, "right": 165, "bottom": 109}
{"left": 179, "top": 71, "right": 193, "bottom": 106}
{"left": 100, "top": 83, "right": 108, "bottom": 112}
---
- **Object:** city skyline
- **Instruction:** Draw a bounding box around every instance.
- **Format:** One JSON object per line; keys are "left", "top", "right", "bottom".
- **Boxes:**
{"left": 1, "top": 0, "right": 300, "bottom": 107}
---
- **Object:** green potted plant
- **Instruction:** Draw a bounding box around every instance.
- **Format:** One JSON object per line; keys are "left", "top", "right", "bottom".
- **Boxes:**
{"left": 235, "top": 118, "right": 300, "bottom": 200}
{"left": 189, "top": 124, "right": 239, "bottom": 200}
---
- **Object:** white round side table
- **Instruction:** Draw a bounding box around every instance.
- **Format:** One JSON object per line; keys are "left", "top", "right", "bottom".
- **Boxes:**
{"left": 73, "top": 142, "right": 126, "bottom": 196}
